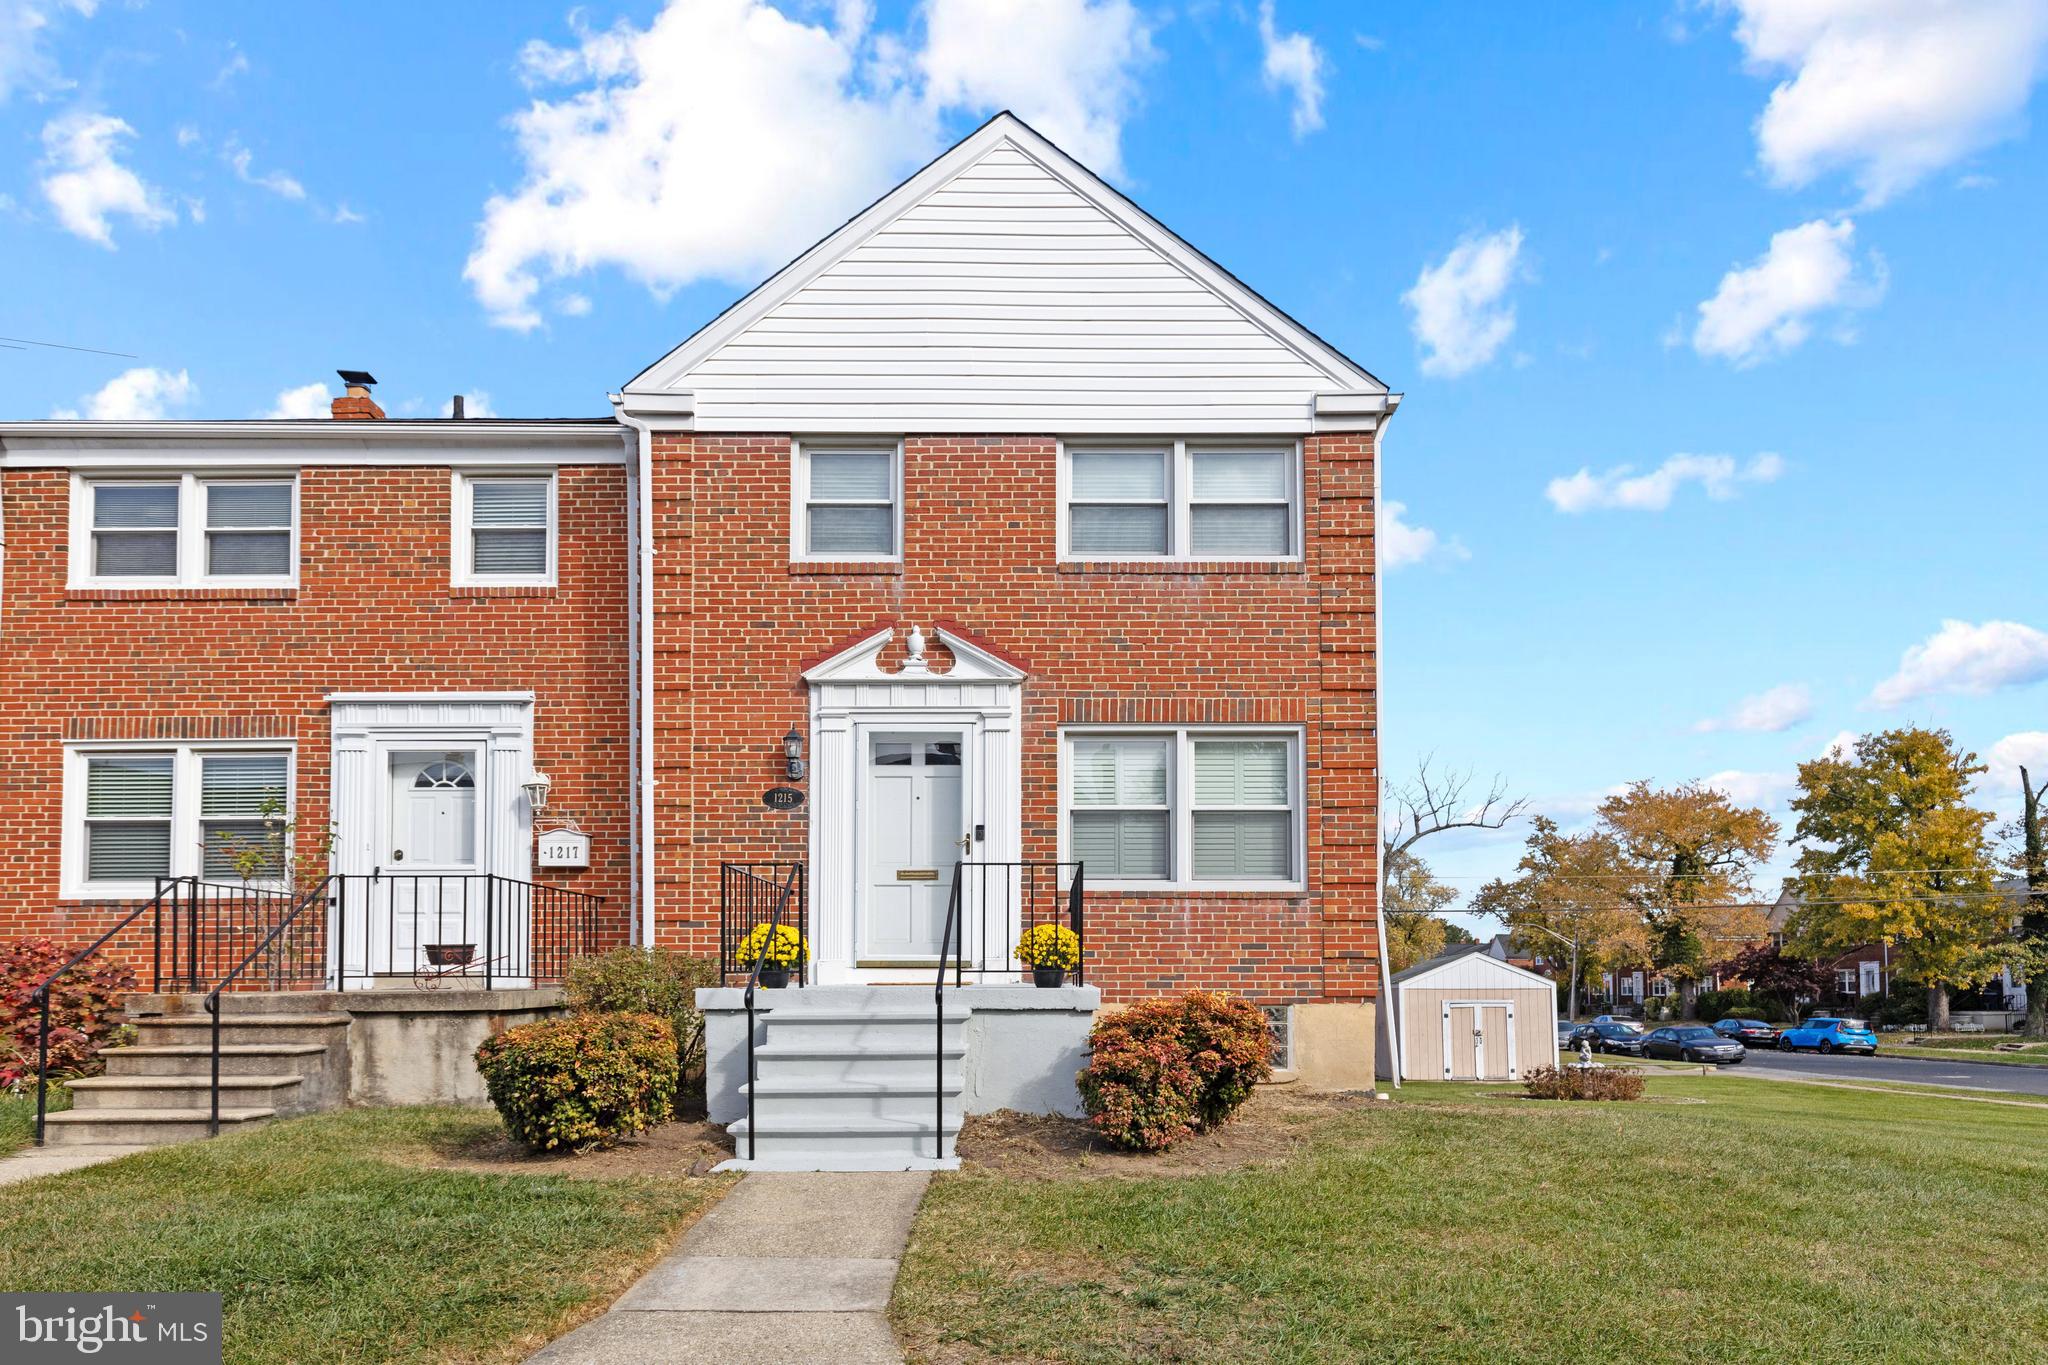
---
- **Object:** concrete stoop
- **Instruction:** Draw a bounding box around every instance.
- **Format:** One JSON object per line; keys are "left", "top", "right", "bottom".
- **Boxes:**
{"left": 43, "top": 1010, "right": 351, "bottom": 1147}
{"left": 720, "top": 993, "right": 970, "bottom": 1172}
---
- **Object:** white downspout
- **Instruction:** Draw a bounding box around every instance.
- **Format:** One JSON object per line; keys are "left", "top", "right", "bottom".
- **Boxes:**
{"left": 1369, "top": 405, "right": 1401, "bottom": 1090}
{"left": 611, "top": 397, "right": 658, "bottom": 949}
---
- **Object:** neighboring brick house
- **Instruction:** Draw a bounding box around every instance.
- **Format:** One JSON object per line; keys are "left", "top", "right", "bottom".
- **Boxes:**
{"left": 0, "top": 113, "right": 1395, "bottom": 1084}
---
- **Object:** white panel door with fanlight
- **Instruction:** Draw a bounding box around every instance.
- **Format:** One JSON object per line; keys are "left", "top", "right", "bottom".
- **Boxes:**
{"left": 861, "top": 734, "right": 967, "bottom": 963}
{"left": 374, "top": 750, "right": 483, "bottom": 976}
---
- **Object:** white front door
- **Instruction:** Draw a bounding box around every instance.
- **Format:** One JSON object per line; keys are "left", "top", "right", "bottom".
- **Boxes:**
{"left": 862, "top": 734, "right": 966, "bottom": 961}
{"left": 381, "top": 749, "right": 482, "bottom": 971}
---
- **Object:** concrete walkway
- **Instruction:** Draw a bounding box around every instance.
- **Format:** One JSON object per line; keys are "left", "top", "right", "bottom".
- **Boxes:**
{"left": 0, "top": 1143, "right": 150, "bottom": 1187}
{"left": 526, "top": 1171, "right": 929, "bottom": 1365}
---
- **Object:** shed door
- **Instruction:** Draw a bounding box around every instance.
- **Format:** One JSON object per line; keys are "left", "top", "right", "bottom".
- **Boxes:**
{"left": 1478, "top": 1005, "right": 1513, "bottom": 1080}
{"left": 1445, "top": 1005, "right": 1479, "bottom": 1080}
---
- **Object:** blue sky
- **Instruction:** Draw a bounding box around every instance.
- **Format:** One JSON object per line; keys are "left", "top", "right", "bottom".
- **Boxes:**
{"left": 5, "top": 1, "right": 2046, "bottom": 923}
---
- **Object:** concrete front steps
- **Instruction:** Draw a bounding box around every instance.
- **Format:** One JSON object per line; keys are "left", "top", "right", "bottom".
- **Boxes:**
{"left": 722, "top": 991, "right": 970, "bottom": 1172}
{"left": 42, "top": 1009, "right": 350, "bottom": 1148}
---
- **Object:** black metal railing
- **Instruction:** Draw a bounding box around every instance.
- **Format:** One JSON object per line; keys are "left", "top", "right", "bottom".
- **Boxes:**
{"left": 720, "top": 862, "right": 807, "bottom": 985}
{"left": 740, "top": 863, "right": 805, "bottom": 1162}
{"left": 26, "top": 871, "right": 604, "bottom": 1144}
{"left": 934, "top": 861, "right": 1084, "bottom": 1153}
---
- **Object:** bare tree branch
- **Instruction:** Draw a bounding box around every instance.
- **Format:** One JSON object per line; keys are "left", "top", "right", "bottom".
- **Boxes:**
{"left": 1382, "top": 753, "right": 1529, "bottom": 859}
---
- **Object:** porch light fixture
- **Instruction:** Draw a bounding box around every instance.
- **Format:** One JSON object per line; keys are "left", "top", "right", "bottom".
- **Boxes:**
{"left": 783, "top": 727, "right": 807, "bottom": 781}
{"left": 522, "top": 771, "right": 552, "bottom": 813}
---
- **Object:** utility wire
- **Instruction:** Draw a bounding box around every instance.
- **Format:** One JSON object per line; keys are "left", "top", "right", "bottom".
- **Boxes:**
{"left": 0, "top": 334, "right": 139, "bottom": 359}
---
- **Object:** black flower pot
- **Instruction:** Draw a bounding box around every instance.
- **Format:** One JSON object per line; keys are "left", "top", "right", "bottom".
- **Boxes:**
{"left": 758, "top": 966, "right": 792, "bottom": 990}
{"left": 1032, "top": 966, "right": 1067, "bottom": 989}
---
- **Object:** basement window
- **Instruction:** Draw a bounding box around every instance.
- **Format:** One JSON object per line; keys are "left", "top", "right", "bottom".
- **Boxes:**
{"left": 74, "top": 474, "right": 298, "bottom": 587}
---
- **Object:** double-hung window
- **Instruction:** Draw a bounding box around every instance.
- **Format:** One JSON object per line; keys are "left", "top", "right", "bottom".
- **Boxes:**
{"left": 67, "top": 745, "right": 292, "bottom": 897}
{"left": 1062, "top": 441, "right": 1297, "bottom": 560}
{"left": 795, "top": 443, "right": 900, "bottom": 559}
{"left": 455, "top": 473, "right": 555, "bottom": 585}
{"left": 76, "top": 474, "right": 297, "bottom": 586}
{"left": 1063, "top": 729, "right": 1301, "bottom": 888}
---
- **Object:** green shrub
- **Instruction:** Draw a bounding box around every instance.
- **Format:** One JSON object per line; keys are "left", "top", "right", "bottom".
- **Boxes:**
{"left": 1695, "top": 987, "right": 1758, "bottom": 1023}
{"left": 0, "top": 938, "right": 138, "bottom": 1091}
{"left": 1085, "top": 990, "right": 1272, "bottom": 1135}
{"left": 1522, "top": 1065, "right": 1644, "bottom": 1101}
{"left": 563, "top": 946, "right": 718, "bottom": 1095}
{"left": 1077, "top": 1036, "right": 1201, "bottom": 1151}
{"left": 474, "top": 1012, "right": 677, "bottom": 1152}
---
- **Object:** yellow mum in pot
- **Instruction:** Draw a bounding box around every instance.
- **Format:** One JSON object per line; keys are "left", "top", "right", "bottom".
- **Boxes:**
{"left": 737, "top": 922, "right": 809, "bottom": 970}
{"left": 1015, "top": 923, "right": 1081, "bottom": 972}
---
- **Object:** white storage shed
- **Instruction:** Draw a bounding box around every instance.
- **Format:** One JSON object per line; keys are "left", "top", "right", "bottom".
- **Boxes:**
{"left": 1392, "top": 946, "right": 1559, "bottom": 1082}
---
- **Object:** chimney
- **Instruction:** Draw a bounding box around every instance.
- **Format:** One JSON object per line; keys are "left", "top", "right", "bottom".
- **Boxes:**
{"left": 451, "top": 394, "right": 466, "bottom": 419}
{"left": 331, "top": 369, "right": 385, "bottom": 420}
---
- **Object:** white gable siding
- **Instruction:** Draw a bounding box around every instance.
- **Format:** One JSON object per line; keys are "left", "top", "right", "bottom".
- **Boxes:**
{"left": 671, "top": 140, "right": 1368, "bottom": 434}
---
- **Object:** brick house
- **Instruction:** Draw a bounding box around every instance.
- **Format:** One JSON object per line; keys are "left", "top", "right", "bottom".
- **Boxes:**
{"left": 1, "top": 113, "right": 1395, "bottom": 1131}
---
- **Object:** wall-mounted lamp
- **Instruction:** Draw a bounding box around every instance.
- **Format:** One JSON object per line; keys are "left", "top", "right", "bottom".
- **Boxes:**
{"left": 783, "top": 727, "right": 807, "bottom": 782}
{"left": 522, "top": 772, "right": 553, "bottom": 813}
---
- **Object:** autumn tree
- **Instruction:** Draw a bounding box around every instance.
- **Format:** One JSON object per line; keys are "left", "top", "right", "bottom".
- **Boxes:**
{"left": 1721, "top": 940, "right": 1831, "bottom": 1018}
{"left": 1473, "top": 816, "right": 1651, "bottom": 1020}
{"left": 1382, "top": 847, "right": 1462, "bottom": 972}
{"left": 1786, "top": 728, "right": 2003, "bottom": 1031}
{"left": 1968, "top": 765, "right": 2048, "bottom": 1038}
{"left": 1598, "top": 781, "right": 1778, "bottom": 1018}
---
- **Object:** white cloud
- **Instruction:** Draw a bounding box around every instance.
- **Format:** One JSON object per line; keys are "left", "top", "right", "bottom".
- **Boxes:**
{"left": 1696, "top": 683, "right": 1813, "bottom": 734}
{"left": 1870, "top": 619, "right": 2048, "bottom": 706}
{"left": 174, "top": 123, "right": 201, "bottom": 149}
{"left": 1546, "top": 452, "right": 1783, "bottom": 514}
{"left": 919, "top": 0, "right": 1154, "bottom": 174}
{"left": 1818, "top": 729, "right": 1859, "bottom": 760}
{"left": 556, "top": 292, "right": 592, "bottom": 316}
{"left": 1, "top": 0, "right": 91, "bottom": 103}
{"left": 1692, "top": 218, "right": 1883, "bottom": 365}
{"left": 1403, "top": 225, "right": 1525, "bottom": 378}
{"left": 1381, "top": 499, "right": 1467, "bottom": 570}
{"left": 1988, "top": 732, "right": 2048, "bottom": 792}
{"left": 443, "top": 391, "right": 497, "bottom": 418}
{"left": 52, "top": 366, "right": 196, "bottom": 420}
{"left": 1720, "top": 0, "right": 2048, "bottom": 206}
{"left": 327, "top": 201, "right": 365, "bottom": 225}
{"left": 1256, "top": 0, "right": 1325, "bottom": 137}
{"left": 211, "top": 50, "right": 249, "bottom": 90}
{"left": 468, "top": 0, "right": 1153, "bottom": 330}
{"left": 1705, "top": 768, "right": 1796, "bottom": 808}
{"left": 263, "top": 382, "right": 332, "bottom": 419}
{"left": 38, "top": 111, "right": 176, "bottom": 247}
{"left": 226, "top": 140, "right": 306, "bottom": 201}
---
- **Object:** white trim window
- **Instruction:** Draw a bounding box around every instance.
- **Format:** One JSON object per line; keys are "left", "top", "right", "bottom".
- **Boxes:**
{"left": 64, "top": 743, "right": 293, "bottom": 898}
{"left": 72, "top": 474, "right": 298, "bottom": 587}
{"left": 794, "top": 441, "right": 901, "bottom": 560}
{"left": 1062, "top": 728, "right": 1303, "bottom": 889}
{"left": 1061, "top": 441, "right": 1299, "bottom": 560}
{"left": 454, "top": 472, "right": 556, "bottom": 585}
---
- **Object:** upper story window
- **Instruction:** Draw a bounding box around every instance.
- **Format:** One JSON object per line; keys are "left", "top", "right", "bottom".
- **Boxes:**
{"left": 794, "top": 442, "right": 901, "bottom": 560}
{"left": 1061, "top": 441, "right": 1298, "bottom": 561}
{"left": 73, "top": 474, "right": 297, "bottom": 587}
{"left": 454, "top": 473, "right": 556, "bottom": 586}
{"left": 65, "top": 743, "right": 292, "bottom": 897}
{"left": 1062, "top": 728, "right": 1302, "bottom": 890}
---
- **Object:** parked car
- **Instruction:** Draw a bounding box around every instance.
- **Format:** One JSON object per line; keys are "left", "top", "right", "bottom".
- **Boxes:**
{"left": 1778, "top": 1016, "right": 1878, "bottom": 1055}
{"left": 1712, "top": 1018, "right": 1780, "bottom": 1048}
{"left": 1556, "top": 1020, "right": 1582, "bottom": 1048}
{"left": 1591, "top": 1013, "right": 1637, "bottom": 1026}
{"left": 1641, "top": 1026, "right": 1746, "bottom": 1065}
{"left": 1569, "top": 1022, "right": 1646, "bottom": 1056}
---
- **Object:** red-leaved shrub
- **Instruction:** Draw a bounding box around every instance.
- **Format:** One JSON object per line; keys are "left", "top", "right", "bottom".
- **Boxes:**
{"left": 1076, "top": 1035, "right": 1201, "bottom": 1152}
{"left": 0, "top": 938, "right": 138, "bottom": 1090}
{"left": 1087, "top": 990, "right": 1273, "bottom": 1132}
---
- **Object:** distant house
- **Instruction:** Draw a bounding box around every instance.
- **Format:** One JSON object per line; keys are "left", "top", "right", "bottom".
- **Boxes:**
{"left": 1768, "top": 880, "right": 2031, "bottom": 1018}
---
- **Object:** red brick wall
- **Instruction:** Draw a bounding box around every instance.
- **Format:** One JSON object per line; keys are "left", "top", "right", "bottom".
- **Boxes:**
{"left": 0, "top": 464, "right": 635, "bottom": 954}
{"left": 649, "top": 432, "right": 1380, "bottom": 1006}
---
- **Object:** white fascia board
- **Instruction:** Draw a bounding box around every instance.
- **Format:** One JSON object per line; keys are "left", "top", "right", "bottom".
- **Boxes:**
{"left": 1, "top": 423, "right": 631, "bottom": 468}
{"left": 621, "top": 112, "right": 1387, "bottom": 399}
{"left": 613, "top": 392, "right": 695, "bottom": 424}
{"left": 1312, "top": 392, "right": 1403, "bottom": 434}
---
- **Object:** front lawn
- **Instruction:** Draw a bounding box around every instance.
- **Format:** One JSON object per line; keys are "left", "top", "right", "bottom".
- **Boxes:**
{"left": 1884, "top": 1034, "right": 2048, "bottom": 1067}
{"left": 0, "top": 1107, "right": 724, "bottom": 1364}
{"left": 893, "top": 1076, "right": 2048, "bottom": 1363}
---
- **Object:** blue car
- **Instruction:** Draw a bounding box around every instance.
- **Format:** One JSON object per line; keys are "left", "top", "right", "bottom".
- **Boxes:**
{"left": 1777, "top": 1016, "right": 1878, "bottom": 1055}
